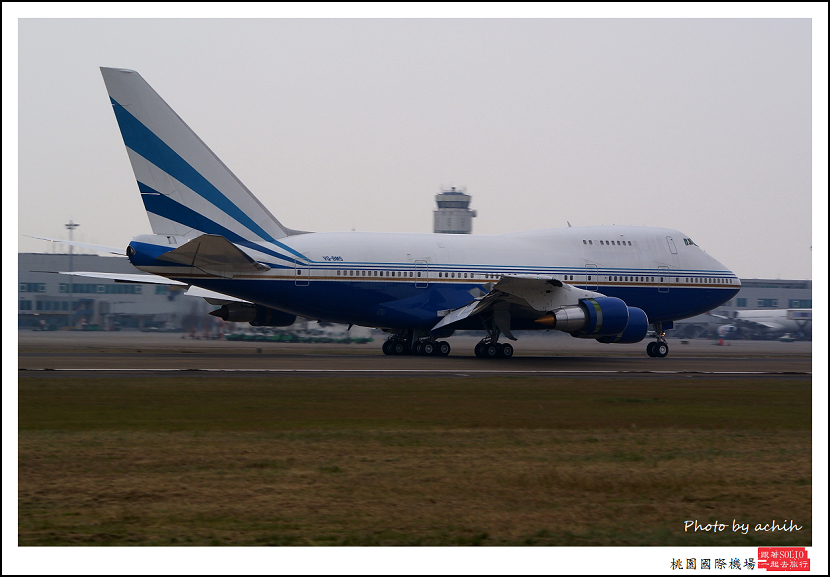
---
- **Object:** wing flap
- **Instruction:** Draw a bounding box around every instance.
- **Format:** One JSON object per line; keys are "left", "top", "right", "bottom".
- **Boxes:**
{"left": 431, "top": 274, "right": 603, "bottom": 335}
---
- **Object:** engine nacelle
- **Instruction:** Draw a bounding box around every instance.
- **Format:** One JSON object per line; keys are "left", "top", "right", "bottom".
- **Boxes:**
{"left": 536, "top": 297, "right": 640, "bottom": 339}
{"left": 574, "top": 297, "right": 631, "bottom": 337}
{"left": 210, "top": 303, "right": 297, "bottom": 327}
{"left": 595, "top": 306, "right": 649, "bottom": 343}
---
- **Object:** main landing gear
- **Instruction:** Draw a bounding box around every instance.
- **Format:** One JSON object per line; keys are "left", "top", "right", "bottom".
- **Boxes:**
{"left": 382, "top": 331, "right": 451, "bottom": 356}
{"left": 647, "top": 322, "right": 669, "bottom": 358}
{"left": 473, "top": 323, "right": 514, "bottom": 359}
{"left": 474, "top": 340, "right": 514, "bottom": 358}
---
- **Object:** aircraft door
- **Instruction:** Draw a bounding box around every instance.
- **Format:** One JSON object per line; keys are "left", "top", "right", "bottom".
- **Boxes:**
{"left": 585, "top": 264, "right": 598, "bottom": 291}
{"left": 415, "top": 260, "right": 429, "bottom": 288}
{"left": 295, "top": 258, "right": 310, "bottom": 286}
{"left": 658, "top": 265, "right": 669, "bottom": 293}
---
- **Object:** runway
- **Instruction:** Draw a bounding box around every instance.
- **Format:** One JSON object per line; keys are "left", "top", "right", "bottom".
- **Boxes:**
{"left": 18, "top": 330, "right": 812, "bottom": 377}
{"left": 18, "top": 329, "right": 813, "bottom": 548}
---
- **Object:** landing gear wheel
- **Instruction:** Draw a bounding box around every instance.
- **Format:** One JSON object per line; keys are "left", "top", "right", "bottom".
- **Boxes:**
{"left": 647, "top": 342, "right": 657, "bottom": 357}
{"left": 500, "top": 343, "right": 514, "bottom": 358}
{"left": 423, "top": 342, "right": 436, "bottom": 356}
{"left": 382, "top": 341, "right": 392, "bottom": 355}
{"left": 438, "top": 341, "right": 451, "bottom": 356}
{"left": 393, "top": 341, "right": 408, "bottom": 355}
{"left": 655, "top": 342, "right": 669, "bottom": 358}
{"left": 475, "top": 342, "right": 486, "bottom": 358}
{"left": 485, "top": 344, "right": 499, "bottom": 358}
{"left": 413, "top": 341, "right": 425, "bottom": 355}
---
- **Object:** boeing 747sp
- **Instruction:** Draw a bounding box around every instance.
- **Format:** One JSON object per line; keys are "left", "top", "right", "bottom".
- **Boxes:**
{"left": 49, "top": 68, "right": 743, "bottom": 358}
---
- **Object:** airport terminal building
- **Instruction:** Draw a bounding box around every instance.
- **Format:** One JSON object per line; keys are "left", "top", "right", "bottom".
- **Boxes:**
{"left": 18, "top": 253, "right": 213, "bottom": 331}
{"left": 668, "top": 278, "right": 812, "bottom": 339}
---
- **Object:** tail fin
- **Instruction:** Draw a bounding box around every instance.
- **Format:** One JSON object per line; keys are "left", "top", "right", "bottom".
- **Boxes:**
{"left": 100, "top": 67, "right": 304, "bottom": 243}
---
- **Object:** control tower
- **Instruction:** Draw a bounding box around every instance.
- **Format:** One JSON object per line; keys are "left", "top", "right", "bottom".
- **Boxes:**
{"left": 433, "top": 187, "right": 477, "bottom": 234}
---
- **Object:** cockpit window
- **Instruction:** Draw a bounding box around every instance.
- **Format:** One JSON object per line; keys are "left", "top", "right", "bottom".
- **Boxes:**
{"left": 683, "top": 238, "right": 698, "bottom": 247}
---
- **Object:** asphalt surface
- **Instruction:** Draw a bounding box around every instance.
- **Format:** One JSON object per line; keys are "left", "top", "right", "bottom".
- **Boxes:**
{"left": 18, "top": 330, "right": 812, "bottom": 377}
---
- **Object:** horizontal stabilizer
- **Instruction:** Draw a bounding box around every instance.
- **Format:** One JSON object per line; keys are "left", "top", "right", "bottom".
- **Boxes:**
{"left": 156, "top": 234, "right": 270, "bottom": 278}
{"left": 26, "top": 235, "right": 125, "bottom": 256}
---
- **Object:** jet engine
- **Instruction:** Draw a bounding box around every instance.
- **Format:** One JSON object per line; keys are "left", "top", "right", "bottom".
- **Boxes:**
{"left": 210, "top": 303, "right": 297, "bottom": 327}
{"left": 534, "top": 297, "right": 648, "bottom": 343}
{"left": 595, "top": 306, "right": 649, "bottom": 343}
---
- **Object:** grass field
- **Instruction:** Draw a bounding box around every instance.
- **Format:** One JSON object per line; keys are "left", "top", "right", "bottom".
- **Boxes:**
{"left": 18, "top": 375, "right": 811, "bottom": 546}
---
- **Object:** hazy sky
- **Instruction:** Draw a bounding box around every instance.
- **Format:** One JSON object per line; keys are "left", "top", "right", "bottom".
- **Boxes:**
{"left": 8, "top": 9, "right": 825, "bottom": 284}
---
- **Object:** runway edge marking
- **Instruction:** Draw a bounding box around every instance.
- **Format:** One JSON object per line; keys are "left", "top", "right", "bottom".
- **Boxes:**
{"left": 19, "top": 368, "right": 812, "bottom": 375}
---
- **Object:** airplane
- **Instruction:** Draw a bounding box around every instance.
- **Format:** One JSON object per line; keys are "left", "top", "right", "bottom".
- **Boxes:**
{"left": 713, "top": 309, "right": 812, "bottom": 340}
{"left": 35, "top": 67, "right": 742, "bottom": 359}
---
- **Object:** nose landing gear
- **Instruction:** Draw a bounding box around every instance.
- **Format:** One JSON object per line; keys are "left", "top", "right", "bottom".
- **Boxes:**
{"left": 647, "top": 322, "right": 669, "bottom": 357}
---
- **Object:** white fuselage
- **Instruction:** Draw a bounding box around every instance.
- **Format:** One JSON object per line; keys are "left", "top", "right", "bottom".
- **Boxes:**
{"left": 131, "top": 225, "right": 740, "bottom": 330}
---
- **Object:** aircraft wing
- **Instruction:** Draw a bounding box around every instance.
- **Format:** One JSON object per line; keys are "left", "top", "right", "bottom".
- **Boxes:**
{"left": 182, "top": 286, "right": 246, "bottom": 304}
{"left": 707, "top": 311, "right": 731, "bottom": 321}
{"left": 57, "top": 271, "right": 186, "bottom": 285}
{"left": 431, "top": 274, "right": 603, "bottom": 340}
{"left": 156, "top": 234, "right": 270, "bottom": 278}
{"left": 735, "top": 319, "right": 786, "bottom": 331}
{"left": 55, "top": 271, "right": 245, "bottom": 303}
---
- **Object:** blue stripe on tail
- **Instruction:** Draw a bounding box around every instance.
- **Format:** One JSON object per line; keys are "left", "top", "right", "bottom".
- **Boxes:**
{"left": 110, "top": 97, "right": 279, "bottom": 245}
{"left": 139, "top": 184, "right": 301, "bottom": 264}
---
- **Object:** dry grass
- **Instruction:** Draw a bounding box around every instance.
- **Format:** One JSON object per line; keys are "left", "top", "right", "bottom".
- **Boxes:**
{"left": 18, "top": 376, "right": 811, "bottom": 546}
